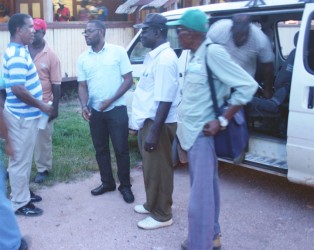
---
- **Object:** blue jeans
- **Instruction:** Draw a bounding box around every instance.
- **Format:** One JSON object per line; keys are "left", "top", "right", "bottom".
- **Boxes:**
{"left": 89, "top": 106, "right": 131, "bottom": 189}
{"left": 0, "top": 152, "right": 22, "bottom": 250}
{"left": 187, "top": 134, "right": 220, "bottom": 250}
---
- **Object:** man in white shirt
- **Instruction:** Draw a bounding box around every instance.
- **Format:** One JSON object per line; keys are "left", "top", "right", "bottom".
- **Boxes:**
{"left": 131, "top": 13, "right": 180, "bottom": 230}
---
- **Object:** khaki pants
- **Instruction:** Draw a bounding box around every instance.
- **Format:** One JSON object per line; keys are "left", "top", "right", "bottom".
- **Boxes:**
{"left": 140, "top": 119, "right": 177, "bottom": 222}
{"left": 34, "top": 121, "right": 53, "bottom": 173}
{"left": 4, "top": 109, "right": 39, "bottom": 211}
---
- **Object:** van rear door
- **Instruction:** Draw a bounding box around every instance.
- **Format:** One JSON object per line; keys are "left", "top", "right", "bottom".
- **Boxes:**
{"left": 287, "top": 3, "right": 314, "bottom": 186}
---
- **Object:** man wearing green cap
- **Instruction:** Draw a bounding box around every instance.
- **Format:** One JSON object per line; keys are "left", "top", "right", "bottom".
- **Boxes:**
{"left": 167, "top": 9, "right": 258, "bottom": 250}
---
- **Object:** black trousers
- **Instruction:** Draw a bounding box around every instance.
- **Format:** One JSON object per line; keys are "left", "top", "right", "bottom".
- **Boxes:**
{"left": 89, "top": 106, "right": 131, "bottom": 189}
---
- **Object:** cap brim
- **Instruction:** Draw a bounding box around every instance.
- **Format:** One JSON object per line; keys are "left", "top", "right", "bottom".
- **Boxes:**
{"left": 166, "top": 20, "right": 182, "bottom": 27}
{"left": 133, "top": 23, "right": 149, "bottom": 29}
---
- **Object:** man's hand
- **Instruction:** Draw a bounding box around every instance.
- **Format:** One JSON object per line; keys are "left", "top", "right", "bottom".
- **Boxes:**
{"left": 82, "top": 106, "right": 91, "bottom": 121}
{"left": 144, "top": 129, "right": 159, "bottom": 153}
{"left": 40, "top": 102, "right": 54, "bottom": 117}
{"left": 48, "top": 108, "right": 58, "bottom": 122}
{"left": 203, "top": 120, "right": 221, "bottom": 136}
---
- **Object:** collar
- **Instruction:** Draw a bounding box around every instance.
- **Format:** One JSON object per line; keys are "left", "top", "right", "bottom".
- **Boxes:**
{"left": 88, "top": 42, "right": 107, "bottom": 54}
{"left": 148, "top": 42, "right": 170, "bottom": 59}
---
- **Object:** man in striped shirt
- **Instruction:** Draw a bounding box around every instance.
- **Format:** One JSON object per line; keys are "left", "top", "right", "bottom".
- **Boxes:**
{"left": 3, "top": 13, "right": 53, "bottom": 217}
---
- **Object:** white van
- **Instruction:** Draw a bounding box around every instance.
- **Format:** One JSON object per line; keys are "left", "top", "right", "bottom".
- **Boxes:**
{"left": 125, "top": 0, "right": 314, "bottom": 187}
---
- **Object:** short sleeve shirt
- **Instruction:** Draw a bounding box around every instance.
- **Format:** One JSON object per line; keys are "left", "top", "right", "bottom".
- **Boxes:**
{"left": 131, "top": 42, "right": 180, "bottom": 130}
{"left": 207, "top": 19, "right": 274, "bottom": 77}
{"left": 77, "top": 43, "right": 132, "bottom": 111}
{"left": 3, "top": 43, "right": 42, "bottom": 119}
{"left": 33, "top": 41, "right": 62, "bottom": 103}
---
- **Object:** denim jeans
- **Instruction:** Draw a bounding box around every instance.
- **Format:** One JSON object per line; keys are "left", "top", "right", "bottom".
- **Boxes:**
{"left": 89, "top": 106, "right": 131, "bottom": 189}
{"left": 0, "top": 151, "right": 22, "bottom": 250}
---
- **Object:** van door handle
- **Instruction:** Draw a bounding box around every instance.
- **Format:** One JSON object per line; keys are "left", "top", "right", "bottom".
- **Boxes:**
{"left": 179, "top": 73, "right": 183, "bottom": 77}
{"left": 308, "top": 86, "right": 314, "bottom": 109}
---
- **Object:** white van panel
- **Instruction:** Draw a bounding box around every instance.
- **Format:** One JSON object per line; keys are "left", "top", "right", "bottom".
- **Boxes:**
{"left": 287, "top": 3, "right": 314, "bottom": 186}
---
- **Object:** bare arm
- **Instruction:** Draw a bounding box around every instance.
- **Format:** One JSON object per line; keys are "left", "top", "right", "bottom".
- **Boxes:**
{"left": 261, "top": 62, "right": 275, "bottom": 99}
{"left": 0, "top": 95, "right": 13, "bottom": 156}
{"left": 99, "top": 72, "right": 133, "bottom": 111}
{"left": 49, "top": 84, "right": 61, "bottom": 122}
{"left": 78, "top": 80, "right": 91, "bottom": 121}
{"left": 11, "top": 85, "right": 53, "bottom": 115}
{"left": 144, "top": 102, "right": 172, "bottom": 152}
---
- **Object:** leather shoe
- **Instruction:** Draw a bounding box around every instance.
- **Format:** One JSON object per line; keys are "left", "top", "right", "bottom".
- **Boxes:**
{"left": 118, "top": 187, "right": 134, "bottom": 203}
{"left": 91, "top": 183, "right": 116, "bottom": 196}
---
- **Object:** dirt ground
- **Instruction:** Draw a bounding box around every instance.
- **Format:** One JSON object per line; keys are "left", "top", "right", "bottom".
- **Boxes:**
{"left": 17, "top": 166, "right": 190, "bottom": 250}
{"left": 17, "top": 164, "right": 314, "bottom": 250}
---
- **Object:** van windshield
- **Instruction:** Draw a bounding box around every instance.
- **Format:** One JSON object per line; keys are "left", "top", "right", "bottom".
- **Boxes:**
{"left": 129, "top": 28, "right": 180, "bottom": 64}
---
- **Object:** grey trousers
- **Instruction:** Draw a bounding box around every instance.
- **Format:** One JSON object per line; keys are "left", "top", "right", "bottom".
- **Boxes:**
{"left": 187, "top": 133, "right": 220, "bottom": 250}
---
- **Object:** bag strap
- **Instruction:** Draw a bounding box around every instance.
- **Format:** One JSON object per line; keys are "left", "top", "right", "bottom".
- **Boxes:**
{"left": 205, "top": 43, "right": 220, "bottom": 118}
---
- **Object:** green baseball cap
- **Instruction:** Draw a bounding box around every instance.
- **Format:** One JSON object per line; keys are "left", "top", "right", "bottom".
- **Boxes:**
{"left": 167, "top": 9, "right": 208, "bottom": 33}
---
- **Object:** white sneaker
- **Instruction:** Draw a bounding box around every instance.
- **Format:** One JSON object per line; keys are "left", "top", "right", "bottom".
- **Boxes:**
{"left": 134, "top": 204, "right": 150, "bottom": 214}
{"left": 137, "top": 216, "right": 173, "bottom": 230}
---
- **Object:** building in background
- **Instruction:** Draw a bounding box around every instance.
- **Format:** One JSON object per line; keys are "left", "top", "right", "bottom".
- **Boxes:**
{"left": 0, "top": 0, "right": 234, "bottom": 23}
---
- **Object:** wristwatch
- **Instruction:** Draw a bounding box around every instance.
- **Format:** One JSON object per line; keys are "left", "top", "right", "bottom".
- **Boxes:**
{"left": 218, "top": 116, "right": 229, "bottom": 129}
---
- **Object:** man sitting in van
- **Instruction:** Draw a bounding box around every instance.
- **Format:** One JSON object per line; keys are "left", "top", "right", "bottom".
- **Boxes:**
{"left": 207, "top": 13, "right": 274, "bottom": 99}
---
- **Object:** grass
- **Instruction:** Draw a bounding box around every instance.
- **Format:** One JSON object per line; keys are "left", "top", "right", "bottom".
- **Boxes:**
{"left": 2, "top": 96, "right": 141, "bottom": 187}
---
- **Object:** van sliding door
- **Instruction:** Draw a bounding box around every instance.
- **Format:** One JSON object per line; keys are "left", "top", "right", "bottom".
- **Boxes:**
{"left": 287, "top": 3, "right": 314, "bottom": 186}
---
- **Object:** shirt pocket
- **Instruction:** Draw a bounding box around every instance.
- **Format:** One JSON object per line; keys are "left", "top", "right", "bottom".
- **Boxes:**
{"left": 137, "top": 69, "right": 154, "bottom": 92}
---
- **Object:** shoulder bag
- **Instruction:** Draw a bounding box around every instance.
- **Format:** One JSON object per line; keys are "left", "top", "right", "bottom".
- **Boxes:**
{"left": 205, "top": 45, "right": 249, "bottom": 162}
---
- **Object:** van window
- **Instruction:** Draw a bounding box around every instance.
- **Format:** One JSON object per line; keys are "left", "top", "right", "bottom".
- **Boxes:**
{"left": 277, "top": 20, "right": 300, "bottom": 58}
{"left": 129, "top": 28, "right": 180, "bottom": 64}
{"left": 306, "top": 15, "right": 314, "bottom": 73}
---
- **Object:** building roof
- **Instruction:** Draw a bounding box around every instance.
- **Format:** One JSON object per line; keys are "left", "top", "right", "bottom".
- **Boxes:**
{"left": 115, "top": 0, "right": 176, "bottom": 14}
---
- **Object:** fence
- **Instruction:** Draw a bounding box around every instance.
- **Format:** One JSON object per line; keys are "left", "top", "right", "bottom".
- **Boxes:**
{"left": 0, "top": 22, "right": 135, "bottom": 82}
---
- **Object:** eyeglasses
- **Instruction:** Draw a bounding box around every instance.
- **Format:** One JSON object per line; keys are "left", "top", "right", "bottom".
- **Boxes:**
{"left": 175, "top": 27, "right": 191, "bottom": 35}
{"left": 82, "top": 29, "right": 100, "bottom": 35}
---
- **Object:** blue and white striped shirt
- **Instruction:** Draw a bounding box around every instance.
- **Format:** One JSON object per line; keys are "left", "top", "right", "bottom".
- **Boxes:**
{"left": 3, "top": 43, "right": 42, "bottom": 119}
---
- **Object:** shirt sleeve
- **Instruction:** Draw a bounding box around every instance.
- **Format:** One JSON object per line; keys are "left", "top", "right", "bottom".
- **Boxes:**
{"left": 153, "top": 51, "right": 179, "bottom": 102}
{"left": 207, "top": 44, "right": 258, "bottom": 105}
{"left": 77, "top": 55, "right": 86, "bottom": 82}
{"left": 6, "top": 56, "right": 28, "bottom": 87}
{"left": 119, "top": 47, "right": 132, "bottom": 76}
{"left": 253, "top": 26, "right": 274, "bottom": 63}
{"left": 49, "top": 51, "right": 62, "bottom": 84}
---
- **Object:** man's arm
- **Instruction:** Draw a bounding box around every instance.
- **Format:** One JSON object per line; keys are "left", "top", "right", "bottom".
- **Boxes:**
{"left": 261, "top": 62, "right": 275, "bottom": 99}
{"left": 99, "top": 72, "right": 133, "bottom": 111}
{"left": 49, "top": 84, "right": 61, "bottom": 122}
{"left": 0, "top": 94, "right": 13, "bottom": 156}
{"left": 144, "top": 102, "right": 172, "bottom": 152}
{"left": 78, "top": 80, "right": 91, "bottom": 121}
{"left": 11, "top": 85, "right": 53, "bottom": 116}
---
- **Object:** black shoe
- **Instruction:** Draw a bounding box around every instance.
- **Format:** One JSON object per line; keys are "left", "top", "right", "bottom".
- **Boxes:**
{"left": 34, "top": 170, "right": 49, "bottom": 183}
{"left": 30, "top": 190, "right": 42, "bottom": 202}
{"left": 19, "top": 237, "right": 28, "bottom": 250}
{"left": 91, "top": 183, "right": 116, "bottom": 196}
{"left": 118, "top": 187, "right": 134, "bottom": 203}
{"left": 15, "top": 202, "right": 43, "bottom": 217}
